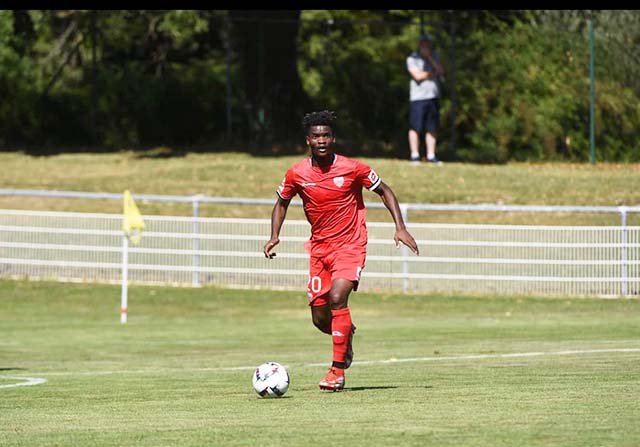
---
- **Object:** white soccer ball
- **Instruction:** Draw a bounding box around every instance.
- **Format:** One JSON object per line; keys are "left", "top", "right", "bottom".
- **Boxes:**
{"left": 252, "top": 361, "right": 290, "bottom": 398}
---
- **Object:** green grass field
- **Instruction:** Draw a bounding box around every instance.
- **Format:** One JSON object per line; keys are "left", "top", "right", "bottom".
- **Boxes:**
{"left": 2, "top": 152, "right": 640, "bottom": 445}
{"left": 1, "top": 280, "right": 639, "bottom": 446}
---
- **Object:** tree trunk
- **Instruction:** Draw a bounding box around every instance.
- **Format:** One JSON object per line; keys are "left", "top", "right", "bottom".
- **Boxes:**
{"left": 229, "top": 10, "right": 313, "bottom": 147}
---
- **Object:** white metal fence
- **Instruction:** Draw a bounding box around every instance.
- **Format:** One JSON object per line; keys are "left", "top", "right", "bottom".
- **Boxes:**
{"left": 1, "top": 208, "right": 638, "bottom": 297}
{"left": 1, "top": 188, "right": 638, "bottom": 226}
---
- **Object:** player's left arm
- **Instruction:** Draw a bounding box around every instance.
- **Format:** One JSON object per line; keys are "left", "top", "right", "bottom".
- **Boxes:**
{"left": 373, "top": 182, "right": 420, "bottom": 256}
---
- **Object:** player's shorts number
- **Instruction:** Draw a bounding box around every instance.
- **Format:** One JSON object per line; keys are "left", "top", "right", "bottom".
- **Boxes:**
{"left": 308, "top": 276, "right": 322, "bottom": 294}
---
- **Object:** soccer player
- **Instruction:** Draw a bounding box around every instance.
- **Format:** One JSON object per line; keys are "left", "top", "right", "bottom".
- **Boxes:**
{"left": 263, "top": 110, "right": 420, "bottom": 391}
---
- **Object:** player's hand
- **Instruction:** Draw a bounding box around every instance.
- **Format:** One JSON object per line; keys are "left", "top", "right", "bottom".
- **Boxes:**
{"left": 394, "top": 229, "right": 420, "bottom": 256}
{"left": 263, "top": 238, "right": 279, "bottom": 259}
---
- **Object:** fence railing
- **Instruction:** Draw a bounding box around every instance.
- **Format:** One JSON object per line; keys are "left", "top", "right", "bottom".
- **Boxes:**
{"left": 1, "top": 188, "right": 639, "bottom": 226}
{"left": 1, "top": 206, "right": 638, "bottom": 298}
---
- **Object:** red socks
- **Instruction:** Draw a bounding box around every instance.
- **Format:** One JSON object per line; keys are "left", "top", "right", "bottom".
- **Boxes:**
{"left": 331, "top": 307, "right": 352, "bottom": 368}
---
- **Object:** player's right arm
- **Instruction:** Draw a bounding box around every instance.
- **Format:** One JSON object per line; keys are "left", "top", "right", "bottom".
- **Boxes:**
{"left": 264, "top": 196, "right": 290, "bottom": 259}
{"left": 407, "top": 55, "right": 430, "bottom": 82}
{"left": 264, "top": 170, "right": 297, "bottom": 259}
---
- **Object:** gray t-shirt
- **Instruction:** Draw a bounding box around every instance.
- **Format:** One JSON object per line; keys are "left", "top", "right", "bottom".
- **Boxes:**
{"left": 406, "top": 50, "right": 441, "bottom": 101}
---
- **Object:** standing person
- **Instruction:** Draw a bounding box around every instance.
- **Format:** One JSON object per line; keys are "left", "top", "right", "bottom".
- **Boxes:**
{"left": 406, "top": 34, "right": 445, "bottom": 165}
{"left": 263, "top": 110, "right": 420, "bottom": 391}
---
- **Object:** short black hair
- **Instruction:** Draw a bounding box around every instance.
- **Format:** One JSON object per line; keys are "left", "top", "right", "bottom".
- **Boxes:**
{"left": 302, "top": 110, "right": 337, "bottom": 135}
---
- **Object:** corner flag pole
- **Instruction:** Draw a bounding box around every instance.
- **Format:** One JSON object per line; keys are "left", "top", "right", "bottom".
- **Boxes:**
{"left": 121, "top": 190, "right": 145, "bottom": 324}
{"left": 121, "top": 235, "right": 129, "bottom": 324}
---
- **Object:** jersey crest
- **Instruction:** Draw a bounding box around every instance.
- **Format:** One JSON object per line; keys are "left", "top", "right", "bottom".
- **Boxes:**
{"left": 368, "top": 170, "right": 379, "bottom": 185}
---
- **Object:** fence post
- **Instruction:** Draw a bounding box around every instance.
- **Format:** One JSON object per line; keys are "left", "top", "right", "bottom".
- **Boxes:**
{"left": 620, "top": 206, "right": 628, "bottom": 297}
{"left": 401, "top": 203, "right": 410, "bottom": 292}
{"left": 120, "top": 235, "right": 128, "bottom": 324}
{"left": 192, "top": 196, "right": 201, "bottom": 287}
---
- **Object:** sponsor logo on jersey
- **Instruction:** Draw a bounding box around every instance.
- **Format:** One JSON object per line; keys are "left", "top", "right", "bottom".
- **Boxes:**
{"left": 333, "top": 176, "right": 344, "bottom": 187}
{"left": 301, "top": 182, "right": 317, "bottom": 187}
{"left": 368, "top": 170, "right": 379, "bottom": 184}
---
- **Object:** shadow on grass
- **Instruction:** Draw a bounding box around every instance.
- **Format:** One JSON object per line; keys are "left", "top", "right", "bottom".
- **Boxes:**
{"left": 343, "top": 386, "right": 398, "bottom": 392}
{"left": 0, "top": 367, "right": 27, "bottom": 372}
{"left": 254, "top": 395, "right": 294, "bottom": 401}
{"left": 132, "top": 146, "right": 187, "bottom": 159}
{"left": 344, "top": 385, "right": 433, "bottom": 392}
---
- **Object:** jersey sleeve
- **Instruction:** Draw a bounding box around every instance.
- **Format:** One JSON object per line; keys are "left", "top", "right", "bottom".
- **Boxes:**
{"left": 407, "top": 54, "right": 422, "bottom": 72}
{"left": 354, "top": 160, "right": 382, "bottom": 192}
{"left": 276, "top": 168, "right": 298, "bottom": 200}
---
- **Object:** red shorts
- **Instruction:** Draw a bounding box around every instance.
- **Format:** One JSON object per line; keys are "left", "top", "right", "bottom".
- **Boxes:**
{"left": 306, "top": 245, "right": 366, "bottom": 307}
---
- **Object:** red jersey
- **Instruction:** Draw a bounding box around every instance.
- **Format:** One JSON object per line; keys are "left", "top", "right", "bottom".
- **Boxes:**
{"left": 277, "top": 154, "right": 382, "bottom": 254}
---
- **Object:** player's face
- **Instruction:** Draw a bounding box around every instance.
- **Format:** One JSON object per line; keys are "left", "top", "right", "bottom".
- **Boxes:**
{"left": 306, "top": 125, "right": 335, "bottom": 160}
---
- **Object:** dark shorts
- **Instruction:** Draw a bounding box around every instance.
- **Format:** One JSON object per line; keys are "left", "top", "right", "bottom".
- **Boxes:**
{"left": 409, "top": 98, "right": 440, "bottom": 133}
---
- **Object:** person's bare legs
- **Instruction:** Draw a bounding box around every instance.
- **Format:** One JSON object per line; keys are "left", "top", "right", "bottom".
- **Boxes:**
{"left": 311, "top": 303, "right": 331, "bottom": 334}
{"left": 408, "top": 129, "right": 421, "bottom": 162}
{"left": 426, "top": 131, "right": 437, "bottom": 160}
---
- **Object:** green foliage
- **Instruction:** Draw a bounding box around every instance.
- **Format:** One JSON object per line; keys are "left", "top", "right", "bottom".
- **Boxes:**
{"left": 0, "top": 10, "right": 639, "bottom": 161}
{"left": 157, "top": 10, "right": 209, "bottom": 48}
{"left": 298, "top": 10, "right": 418, "bottom": 157}
{"left": 0, "top": 12, "right": 42, "bottom": 145}
{"left": 456, "top": 20, "right": 580, "bottom": 162}
{"left": 451, "top": 13, "right": 640, "bottom": 163}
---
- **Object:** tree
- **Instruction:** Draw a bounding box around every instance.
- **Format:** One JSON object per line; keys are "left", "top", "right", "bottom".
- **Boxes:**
{"left": 1, "top": 10, "right": 639, "bottom": 162}
{"left": 229, "top": 10, "right": 312, "bottom": 148}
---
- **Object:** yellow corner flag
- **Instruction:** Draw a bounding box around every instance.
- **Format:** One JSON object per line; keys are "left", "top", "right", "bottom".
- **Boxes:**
{"left": 123, "top": 190, "right": 145, "bottom": 245}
